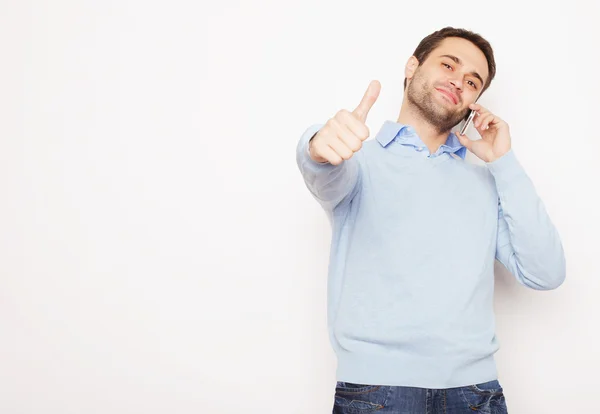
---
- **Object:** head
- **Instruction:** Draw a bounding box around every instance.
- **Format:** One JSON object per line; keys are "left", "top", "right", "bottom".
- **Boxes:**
{"left": 403, "top": 27, "right": 496, "bottom": 133}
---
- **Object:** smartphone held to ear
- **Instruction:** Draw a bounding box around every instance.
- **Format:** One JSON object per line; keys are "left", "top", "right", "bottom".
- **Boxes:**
{"left": 459, "top": 109, "right": 477, "bottom": 136}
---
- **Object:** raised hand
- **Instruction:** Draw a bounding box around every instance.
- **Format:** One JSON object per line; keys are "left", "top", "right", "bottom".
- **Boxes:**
{"left": 309, "top": 80, "right": 381, "bottom": 165}
{"left": 456, "top": 103, "right": 512, "bottom": 163}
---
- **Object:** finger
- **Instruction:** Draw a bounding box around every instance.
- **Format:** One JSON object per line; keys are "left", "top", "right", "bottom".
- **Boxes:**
{"left": 317, "top": 144, "right": 343, "bottom": 165}
{"left": 469, "top": 102, "right": 487, "bottom": 112}
{"left": 353, "top": 80, "right": 381, "bottom": 122}
{"left": 481, "top": 114, "right": 499, "bottom": 131}
{"left": 475, "top": 113, "right": 494, "bottom": 129}
{"left": 470, "top": 103, "right": 493, "bottom": 124}
{"left": 331, "top": 119, "right": 363, "bottom": 152}
{"left": 337, "top": 110, "right": 370, "bottom": 141}
{"left": 328, "top": 136, "right": 354, "bottom": 161}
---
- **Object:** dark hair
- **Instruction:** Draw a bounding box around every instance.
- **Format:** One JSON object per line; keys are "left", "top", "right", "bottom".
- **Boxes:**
{"left": 404, "top": 27, "right": 496, "bottom": 94}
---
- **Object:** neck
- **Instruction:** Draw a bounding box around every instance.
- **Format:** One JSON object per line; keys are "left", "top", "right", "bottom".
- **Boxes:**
{"left": 396, "top": 99, "right": 452, "bottom": 154}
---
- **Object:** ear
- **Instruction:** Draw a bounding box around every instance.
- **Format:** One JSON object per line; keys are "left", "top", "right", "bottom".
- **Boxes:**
{"left": 404, "top": 56, "right": 419, "bottom": 82}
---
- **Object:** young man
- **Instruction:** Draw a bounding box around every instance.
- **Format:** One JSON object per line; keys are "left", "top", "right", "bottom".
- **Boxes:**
{"left": 295, "top": 27, "right": 566, "bottom": 413}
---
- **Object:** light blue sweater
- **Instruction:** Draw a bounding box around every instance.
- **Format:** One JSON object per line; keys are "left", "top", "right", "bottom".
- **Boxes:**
{"left": 296, "top": 120, "right": 566, "bottom": 389}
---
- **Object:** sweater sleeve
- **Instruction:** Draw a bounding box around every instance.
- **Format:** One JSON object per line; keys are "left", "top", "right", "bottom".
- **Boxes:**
{"left": 487, "top": 149, "right": 566, "bottom": 290}
{"left": 295, "top": 123, "right": 362, "bottom": 211}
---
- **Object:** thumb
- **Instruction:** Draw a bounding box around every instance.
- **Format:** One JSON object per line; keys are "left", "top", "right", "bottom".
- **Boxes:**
{"left": 456, "top": 132, "right": 473, "bottom": 150}
{"left": 353, "top": 80, "right": 381, "bottom": 122}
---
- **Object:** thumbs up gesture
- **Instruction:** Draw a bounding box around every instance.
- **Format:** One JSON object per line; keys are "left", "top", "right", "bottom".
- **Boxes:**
{"left": 309, "top": 80, "right": 381, "bottom": 165}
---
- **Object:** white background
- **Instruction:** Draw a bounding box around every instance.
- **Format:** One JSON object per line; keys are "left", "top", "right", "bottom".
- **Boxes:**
{"left": 1, "top": 0, "right": 598, "bottom": 413}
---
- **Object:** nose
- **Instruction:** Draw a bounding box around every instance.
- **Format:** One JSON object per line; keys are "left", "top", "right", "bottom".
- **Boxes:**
{"left": 449, "top": 76, "right": 463, "bottom": 91}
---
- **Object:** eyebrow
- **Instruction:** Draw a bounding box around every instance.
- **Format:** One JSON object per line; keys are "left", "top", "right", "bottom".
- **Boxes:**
{"left": 439, "top": 54, "right": 485, "bottom": 87}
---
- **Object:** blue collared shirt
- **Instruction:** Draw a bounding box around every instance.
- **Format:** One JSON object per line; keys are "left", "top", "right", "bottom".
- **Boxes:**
{"left": 375, "top": 120, "right": 467, "bottom": 160}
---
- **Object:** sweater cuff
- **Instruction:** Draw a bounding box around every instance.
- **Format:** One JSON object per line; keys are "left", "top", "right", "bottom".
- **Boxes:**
{"left": 485, "top": 149, "right": 527, "bottom": 189}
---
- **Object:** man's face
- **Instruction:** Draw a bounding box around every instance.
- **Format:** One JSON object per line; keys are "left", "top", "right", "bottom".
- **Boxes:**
{"left": 406, "top": 37, "right": 489, "bottom": 133}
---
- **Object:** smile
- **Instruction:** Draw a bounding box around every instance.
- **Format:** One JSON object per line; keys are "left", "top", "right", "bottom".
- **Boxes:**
{"left": 435, "top": 88, "right": 458, "bottom": 105}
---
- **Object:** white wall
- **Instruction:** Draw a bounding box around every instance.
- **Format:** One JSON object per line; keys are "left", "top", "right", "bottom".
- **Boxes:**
{"left": 1, "top": 0, "right": 598, "bottom": 413}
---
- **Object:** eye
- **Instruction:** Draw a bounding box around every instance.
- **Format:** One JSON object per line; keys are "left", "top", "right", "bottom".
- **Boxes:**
{"left": 443, "top": 62, "right": 479, "bottom": 89}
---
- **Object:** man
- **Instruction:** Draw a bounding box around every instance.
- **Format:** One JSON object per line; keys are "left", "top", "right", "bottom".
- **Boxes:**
{"left": 295, "top": 27, "right": 566, "bottom": 413}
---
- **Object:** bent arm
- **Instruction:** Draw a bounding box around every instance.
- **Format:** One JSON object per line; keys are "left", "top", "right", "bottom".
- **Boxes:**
{"left": 488, "top": 150, "right": 566, "bottom": 290}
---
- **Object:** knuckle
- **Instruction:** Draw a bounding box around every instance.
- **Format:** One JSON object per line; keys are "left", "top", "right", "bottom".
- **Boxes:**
{"left": 321, "top": 126, "right": 335, "bottom": 142}
{"left": 333, "top": 111, "right": 344, "bottom": 123}
{"left": 337, "top": 109, "right": 352, "bottom": 124}
{"left": 350, "top": 140, "right": 363, "bottom": 152}
{"left": 358, "top": 128, "right": 369, "bottom": 141}
{"left": 313, "top": 121, "right": 331, "bottom": 137}
{"left": 328, "top": 117, "right": 340, "bottom": 131}
{"left": 341, "top": 151, "right": 353, "bottom": 160}
{"left": 330, "top": 157, "right": 342, "bottom": 166}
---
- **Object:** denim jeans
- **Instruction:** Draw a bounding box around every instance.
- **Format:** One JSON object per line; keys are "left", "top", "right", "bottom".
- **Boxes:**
{"left": 333, "top": 379, "right": 508, "bottom": 413}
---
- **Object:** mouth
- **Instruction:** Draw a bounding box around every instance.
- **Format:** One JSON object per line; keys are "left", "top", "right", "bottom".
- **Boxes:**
{"left": 435, "top": 88, "right": 458, "bottom": 105}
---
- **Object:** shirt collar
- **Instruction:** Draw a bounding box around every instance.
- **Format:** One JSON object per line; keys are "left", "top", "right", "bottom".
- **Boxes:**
{"left": 375, "top": 120, "right": 467, "bottom": 160}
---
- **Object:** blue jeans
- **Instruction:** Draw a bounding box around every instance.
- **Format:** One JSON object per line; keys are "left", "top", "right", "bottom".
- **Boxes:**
{"left": 333, "top": 380, "right": 508, "bottom": 413}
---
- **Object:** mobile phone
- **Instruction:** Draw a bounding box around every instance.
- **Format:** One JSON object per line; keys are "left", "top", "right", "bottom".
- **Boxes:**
{"left": 459, "top": 109, "right": 477, "bottom": 136}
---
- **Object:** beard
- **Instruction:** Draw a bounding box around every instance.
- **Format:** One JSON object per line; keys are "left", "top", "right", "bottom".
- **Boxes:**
{"left": 406, "top": 68, "right": 470, "bottom": 134}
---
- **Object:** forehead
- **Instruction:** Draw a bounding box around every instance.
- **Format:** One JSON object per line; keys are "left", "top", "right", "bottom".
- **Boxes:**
{"left": 430, "top": 37, "right": 489, "bottom": 81}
